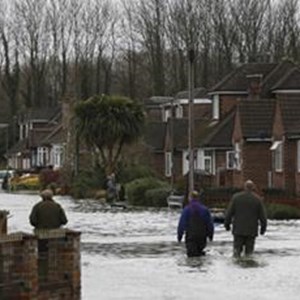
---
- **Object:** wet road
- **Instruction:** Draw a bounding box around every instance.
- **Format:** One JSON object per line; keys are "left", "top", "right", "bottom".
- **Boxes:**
{"left": 1, "top": 193, "right": 300, "bottom": 300}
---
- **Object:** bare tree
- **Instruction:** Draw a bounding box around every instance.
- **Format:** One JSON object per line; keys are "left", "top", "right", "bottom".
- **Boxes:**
{"left": 0, "top": 0, "right": 20, "bottom": 116}
{"left": 273, "top": 0, "right": 300, "bottom": 62}
{"left": 229, "top": 0, "right": 271, "bottom": 63}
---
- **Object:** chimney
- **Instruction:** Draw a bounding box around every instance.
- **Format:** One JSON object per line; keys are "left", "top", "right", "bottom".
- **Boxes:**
{"left": 246, "top": 74, "right": 262, "bottom": 99}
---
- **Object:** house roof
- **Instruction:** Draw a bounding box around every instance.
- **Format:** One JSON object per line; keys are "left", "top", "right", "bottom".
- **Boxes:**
{"left": 18, "top": 106, "right": 61, "bottom": 123}
{"left": 200, "top": 110, "right": 235, "bottom": 148}
{"left": 144, "top": 96, "right": 174, "bottom": 107}
{"left": 6, "top": 138, "right": 30, "bottom": 156}
{"left": 209, "top": 60, "right": 300, "bottom": 95}
{"left": 29, "top": 127, "right": 55, "bottom": 147}
{"left": 175, "top": 87, "right": 208, "bottom": 100}
{"left": 209, "top": 63, "right": 277, "bottom": 93}
{"left": 279, "top": 97, "right": 300, "bottom": 136}
{"left": 239, "top": 99, "right": 275, "bottom": 139}
{"left": 271, "top": 67, "right": 300, "bottom": 91}
{"left": 41, "top": 124, "right": 64, "bottom": 145}
{"left": 143, "top": 121, "right": 166, "bottom": 151}
{"left": 170, "top": 118, "right": 217, "bottom": 150}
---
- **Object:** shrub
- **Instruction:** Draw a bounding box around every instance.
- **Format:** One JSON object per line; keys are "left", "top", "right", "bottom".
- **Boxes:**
{"left": 145, "top": 187, "right": 171, "bottom": 207}
{"left": 266, "top": 203, "right": 300, "bottom": 220}
{"left": 71, "top": 168, "right": 106, "bottom": 199}
{"left": 204, "top": 187, "right": 242, "bottom": 198}
{"left": 126, "top": 177, "right": 170, "bottom": 206}
{"left": 262, "top": 188, "right": 293, "bottom": 199}
{"left": 117, "top": 163, "right": 156, "bottom": 184}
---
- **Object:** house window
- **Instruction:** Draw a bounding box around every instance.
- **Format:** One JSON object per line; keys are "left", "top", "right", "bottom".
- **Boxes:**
{"left": 298, "top": 141, "right": 300, "bottom": 172}
{"left": 37, "top": 147, "right": 48, "bottom": 167}
{"left": 234, "top": 143, "right": 241, "bottom": 170}
{"left": 270, "top": 140, "right": 283, "bottom": 172}
{"left": 226, "top": 151, "right": 235, "bottom": 169}
{"left": 52, "top": 145, "right": 64, "bottom": 169}
{"left": 204, "top": 150, "right": 213, "bottom": 174}
{"left": 165, "top": 152, "right": 172, "bottom": 177}
{"left": 175, "top": 105, "right": 183, "bottom": 118}
{"left": 163, "top": 108, "right": 171, "bottom": 122}
{"left": 212, "top": 94, "right": 219, "bottom": 120}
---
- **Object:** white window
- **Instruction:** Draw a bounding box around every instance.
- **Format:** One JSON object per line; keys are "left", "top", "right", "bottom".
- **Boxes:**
{"left": 274, "top": 143, "right": 283, "bottom": 171}
{"left": 212, "top": 94, "right": 220, "bottom": 120}
{"left": 163, "top": 108, "right": 171, "bottom": 122}
{"left": 165, "top": 152, "right": 172, "bottom": 177}
{"left": 234, "top": 143, "right": 241, "bottom": 170}
{"left": 52, "top": 144, "right": 64, "bottom": 169}
{"left": 204, "top": 150, "right": 214, "bottom": 174}
{"left": 270, "top": 140, "right": 283, "bottom": 172}
{"left": 226, "top": 151, "right": 235, "bottom": 169}
{"left": 175, "top": 105, "right": 183, "bottom": 118}
{"left": 182, "top": 150, "right": 197, "bottom": 175}
{"left": 37, "top": 147, "right": 48, "bottom": 166}
{"left": 298, "top": 141, "right": 300, "bottom": 172}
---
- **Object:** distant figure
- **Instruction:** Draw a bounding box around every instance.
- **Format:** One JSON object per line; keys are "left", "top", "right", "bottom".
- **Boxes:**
{"left": 177, "top": 190, "right": 214, "bottom": 257}
{"left": 1, "top": 173, "right": 9, "bottom": 190}
{"left": 224, "top": 180, "right": 267, "bottom": 257}
{"left": 29, "top": 189, "right": 68, "bottom": 229}
{"left": 106, "top": 173, "right": 118, "bottom": 203}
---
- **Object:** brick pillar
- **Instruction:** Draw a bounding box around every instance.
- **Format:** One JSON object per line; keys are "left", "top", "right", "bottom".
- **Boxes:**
{"left": 0, "top": 210, "right": 9, "bottom": 235}
{"left": 0, "top": 233, "right": 38, "bottom": 299}
{"left": 63, "top": 231, "right": 81, "bottom": 300}
{"left": 34, "top": 229, "right": 81, "bottom": 300}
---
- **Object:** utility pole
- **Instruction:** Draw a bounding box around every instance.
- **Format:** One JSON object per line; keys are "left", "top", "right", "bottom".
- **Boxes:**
{"left": 170, "top": 98, "right": 174, "bottom": 192}
{"left": 188, "top": 49, "right": 195, "bottom": 194}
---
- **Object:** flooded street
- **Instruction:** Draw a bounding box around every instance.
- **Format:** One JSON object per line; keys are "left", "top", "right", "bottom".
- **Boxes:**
{"left": 1, "top": 192, "right": 300, "bottom": 300}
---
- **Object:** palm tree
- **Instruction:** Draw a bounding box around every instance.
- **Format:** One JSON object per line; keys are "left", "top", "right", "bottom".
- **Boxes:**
{"left": 74, "top": 94, "right": 145, "bottom": 174}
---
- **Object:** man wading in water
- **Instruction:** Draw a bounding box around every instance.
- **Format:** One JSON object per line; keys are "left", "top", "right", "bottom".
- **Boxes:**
{"left": 224, "top": 180, "right": 267, "bottom": 257}
{"left": 177, "top": 190, "right": 214, "bottom": 257}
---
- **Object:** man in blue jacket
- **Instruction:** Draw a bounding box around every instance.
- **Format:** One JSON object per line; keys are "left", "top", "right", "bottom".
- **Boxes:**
{"left": 177, "top": 190, "right": 214, "bottom": 257}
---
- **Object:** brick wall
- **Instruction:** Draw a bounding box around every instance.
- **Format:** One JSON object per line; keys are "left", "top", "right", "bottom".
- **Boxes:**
{"left": 0, "top": 229, "right": 81, "bottom": 300}
{"left": 242, "top": 142, "right": 272, "bottom": 192}
{"left": 220, "top": 95, "right": 248, "bottom": 118}
{"left": 284, "top": 140, "right": 296, "bottom": 194}
{"left": 182, "top": 103, "right": 212, "bottom": 119}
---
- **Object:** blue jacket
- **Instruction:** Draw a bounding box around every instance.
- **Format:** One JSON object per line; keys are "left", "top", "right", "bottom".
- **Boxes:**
{"left": 177, "top": 199, "right": 214, "bottom": 242}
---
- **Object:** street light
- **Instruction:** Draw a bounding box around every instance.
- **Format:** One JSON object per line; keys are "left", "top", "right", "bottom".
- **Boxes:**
{"left": 188, "top": 49, "right": 195, "bottom": 194}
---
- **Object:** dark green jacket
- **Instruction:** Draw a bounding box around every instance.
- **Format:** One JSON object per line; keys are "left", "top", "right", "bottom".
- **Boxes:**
{"left": 224, "top": 191, "right": 267, "bottom": 237}
{"left": 29, "top": 199, "right": 68, "bottom": 229}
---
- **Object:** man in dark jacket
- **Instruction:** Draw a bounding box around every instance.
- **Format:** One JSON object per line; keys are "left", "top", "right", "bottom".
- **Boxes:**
{"left": 29, "top": 189, "right": 68, "bottom": 229}
{"left": 177, "top": 190, "right": 214, "bottom": 257}
{"left": 224, "top": 180, "right": 267, "bottom": 257}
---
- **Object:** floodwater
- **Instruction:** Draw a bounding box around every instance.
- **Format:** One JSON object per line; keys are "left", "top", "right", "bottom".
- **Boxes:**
{"left": 1, "top": 192, "right": 300, "bottom": 300}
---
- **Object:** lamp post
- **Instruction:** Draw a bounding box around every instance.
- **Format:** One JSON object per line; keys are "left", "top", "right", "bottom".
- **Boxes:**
{"left": 188, "top": 49, "right": 195, "bottom": 194}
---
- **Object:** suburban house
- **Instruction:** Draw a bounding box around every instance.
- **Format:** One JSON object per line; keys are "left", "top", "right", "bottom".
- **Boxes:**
{"left": 7, "top": 107, "right": 65, "bottom": 170}
{"left": 144, "top": 60, "right": 300, "bottom": 196}
{"left": 145, "top": 87, "right": 212, "bottom": 122}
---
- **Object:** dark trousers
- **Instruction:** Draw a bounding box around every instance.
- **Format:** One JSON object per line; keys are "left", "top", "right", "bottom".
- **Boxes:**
{"left": 185, "top": 239, "right": 207, "bottom": 257}
{"left": 233, "top": 235, "right": 256, "bottom": 257}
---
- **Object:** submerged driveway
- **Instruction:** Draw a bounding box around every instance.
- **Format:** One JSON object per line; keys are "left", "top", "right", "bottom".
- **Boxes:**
{"left": 1, "top": 192, "right": 300, "bottom": 300}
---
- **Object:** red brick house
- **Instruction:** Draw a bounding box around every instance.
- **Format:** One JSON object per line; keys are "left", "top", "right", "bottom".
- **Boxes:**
{"left": 144, "top": 60, "right": 300, "bottom": 196}
{"left": 271, "top": 97, "right": 300, "bottom": 195}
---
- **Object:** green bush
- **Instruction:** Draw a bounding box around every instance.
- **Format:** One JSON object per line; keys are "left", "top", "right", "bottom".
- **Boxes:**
{"left": 266, "top": 203, "right": 300, "bottom": 220}
{"left": 204, "top": 187, "right": 242, "bottom": 198}
{"left": 145, "top": 187, "right": 171, "bottom": 207}
{"left": 117, "top": 163, "right": 156, "bottom": 184}
{"left": 262, "top": 188, "right": 293, "bottom": 199}
{"left": 71, "top": 168, "right": 106, "bottom": 199}
{"left": 126, "top": 177, "right": 170, "bottom": 206}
